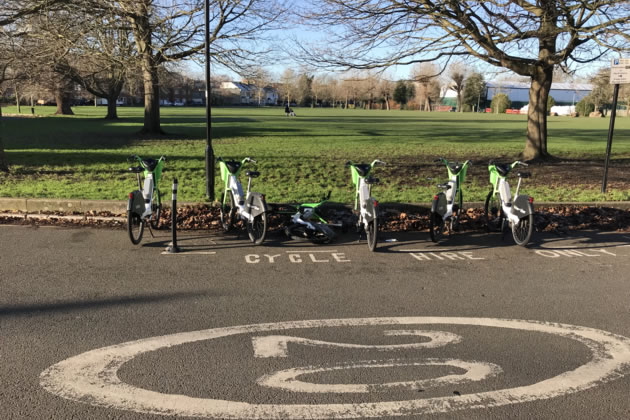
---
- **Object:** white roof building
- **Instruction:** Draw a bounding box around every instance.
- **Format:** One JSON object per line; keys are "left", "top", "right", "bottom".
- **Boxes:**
{"left": 486, "top": 82, "right": 592, "bottom": 105}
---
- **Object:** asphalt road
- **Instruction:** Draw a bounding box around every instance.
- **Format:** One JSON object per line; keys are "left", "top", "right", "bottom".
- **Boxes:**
{"left": 1, "top": 225, "right": 630, "bottom": 420}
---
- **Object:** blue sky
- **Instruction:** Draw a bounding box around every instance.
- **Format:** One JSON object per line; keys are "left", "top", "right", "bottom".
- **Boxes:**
{"left": 187, "top": 2, "right": 612, "bottom": 84}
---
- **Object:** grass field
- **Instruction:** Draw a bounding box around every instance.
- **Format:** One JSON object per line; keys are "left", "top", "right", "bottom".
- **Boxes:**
{"left": 0, "top": 105, "right": 629, "bottom": 204}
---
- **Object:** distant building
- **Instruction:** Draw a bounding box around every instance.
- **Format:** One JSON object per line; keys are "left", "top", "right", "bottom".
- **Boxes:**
{"left": 219, "top": 82, "right": 278, "bottom": 105}
{"left": 486, "top": 82, "right": 592, "bottom": 107}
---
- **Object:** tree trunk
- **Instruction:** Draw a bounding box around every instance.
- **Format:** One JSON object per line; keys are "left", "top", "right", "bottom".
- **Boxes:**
{"left": 15, "top": 86, "right": 21, "bottom": 113}
{"left": 105, "top": 96, "right": 118, "bottom": 119}
{"left": 54, "top": 90, "right": 74, "bottom": 115}
{"left": 522, "top": 67, "right": 553, "bottom": 161}
{"left": 131, "top": 7, "right": 163, "bottom": 135}
{"left": 0, "top": 134, "right": 8, "bottom": 172}
{"left": 139, "top": 56, "right": 161, "bottom": 133}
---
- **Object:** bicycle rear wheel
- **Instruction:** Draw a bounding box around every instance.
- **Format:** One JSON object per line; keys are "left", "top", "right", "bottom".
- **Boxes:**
{"left": 512, "top": 213, "right": 533, "bottom": 246}
{"left": 247, "top": 212, "right": 268, "bottom": 245}
{"left": 127, "top": 211, "right": 144, "bottom": 245}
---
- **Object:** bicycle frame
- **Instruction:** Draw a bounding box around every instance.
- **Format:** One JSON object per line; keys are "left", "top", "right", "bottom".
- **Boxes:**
{"left": 349, "top": 160, "right": 384, "bottom": 229}
{"left": 290, "top": 197, "right": 329, "bottom": 230}
{"left": 218, "top": 157, "right": 264, "bottom": 223}
{"left": 433, "top": 158, "right": 470, "bottom": 221}
{"left": 488, "top": 161, "right": 533, "bottom": 225}
{"left": 128, "top": 156, "right": 165, "bottom": 219}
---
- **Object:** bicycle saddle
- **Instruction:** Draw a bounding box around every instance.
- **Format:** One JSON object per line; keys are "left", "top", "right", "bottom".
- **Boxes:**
{"left": 128, "top": 166, "right": 143, "bottom": 173}
{"left": 142, "top": 158, "right": 158, "bottom": 172}
{"left": 246, "top": 170, "right": 260, "bottom": 178}
{"left": 225, "top": 161, "right": 241, "bottom": 174}
{"left": 495, "top": 163, "right": 512, "bottom": 176}
{"left": 517, "top": 172, "right": 531, "bottom": 178}
{"left": 353, "top": 164, "right": 371, "bottom": 177}
{"left": 447, "top": 162, "right": 463, "bottom": 174}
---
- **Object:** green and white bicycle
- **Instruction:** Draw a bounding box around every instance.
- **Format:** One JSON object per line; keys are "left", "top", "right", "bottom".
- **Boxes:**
{"left": 282, "top": 191, "right": 337, "bottom": 244}
{"left": 346, "top": 159, "right": 386, "bottom": 251}
{"left": 217, "top": 156, "right": 269, "bottom": 245}
{"left": 126, "top": 155, "right": 165, "bottom": 245}
{"left": 429, "top": 158, "right": 471, "bottom": 242}
{"left": 484, "top": 160, "right": 535, "bottom": 246}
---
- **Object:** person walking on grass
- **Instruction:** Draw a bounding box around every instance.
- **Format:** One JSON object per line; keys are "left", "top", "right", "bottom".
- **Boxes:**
{"left": 285, "top": 104, "right": 290, "bottom": 117}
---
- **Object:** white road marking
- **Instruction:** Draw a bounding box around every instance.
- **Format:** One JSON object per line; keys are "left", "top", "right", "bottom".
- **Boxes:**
{"left": 160, "top": 251, "right": 216, "bottom": 255}
{"left": 284, "top": 250, "right": 338, "bottom": 253}
{"left": 40, "top": 317, "right": 630, "bottom": 419}
{"left": 535, "top": 249, "right": 616, "bottom": 258}
{"left": 252, "top": 330, "right": 462, "bottom": 358}
{"left": 401, "top": 249, "right": 450, "bottom": 252}
{"left": 257, "top": 358, "right": 502, "bottom": 393}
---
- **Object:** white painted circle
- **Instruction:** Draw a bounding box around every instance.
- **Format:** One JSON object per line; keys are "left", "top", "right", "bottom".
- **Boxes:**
{"left": 40, "top": 317, "right": 630, "bottom": 419}
{"left": 257, "top": 358, "right": 503, "bottom": 393}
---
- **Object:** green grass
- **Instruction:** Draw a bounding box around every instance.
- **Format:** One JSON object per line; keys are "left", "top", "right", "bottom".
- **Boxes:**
{"left": 0, "top": 105, "right": 629, "bottom": 203}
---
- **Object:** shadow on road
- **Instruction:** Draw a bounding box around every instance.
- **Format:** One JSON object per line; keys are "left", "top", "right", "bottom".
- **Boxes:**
{"left": 0, "top": 290, "right": 218, "bottom": 318}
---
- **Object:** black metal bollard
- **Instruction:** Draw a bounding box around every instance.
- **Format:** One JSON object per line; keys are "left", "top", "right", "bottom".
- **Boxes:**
{"left": 166, "top": 178, "right": 181, "bottom": 253}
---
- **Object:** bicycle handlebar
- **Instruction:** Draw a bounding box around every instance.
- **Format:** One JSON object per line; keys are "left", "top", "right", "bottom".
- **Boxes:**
{"left": 127, "top": 155, "right": 166, "bottom": 164}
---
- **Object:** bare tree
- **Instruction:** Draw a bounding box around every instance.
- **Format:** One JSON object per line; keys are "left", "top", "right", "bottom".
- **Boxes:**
{"left": 311, "top": 74, "right": 329, "bottom": 107}
{"left": 412, "top": 63, "right": 441, "bottom": 112}
{"left": 377, "top": 78, "right": 393, "bottom": 111}
{"left": 448, "top": 62, "right": 468, "bottom": 112}
{"left": 85, "top": 0, "right": 289, "bottom": 134}
{"left": 278, "top": 68, "right": 297, "bottom": 105}
{"left": 303, "top": 1, "right": 630, "bottom": 161}
{"left": 244, "top": 67, "right": 272, "bottom": 106}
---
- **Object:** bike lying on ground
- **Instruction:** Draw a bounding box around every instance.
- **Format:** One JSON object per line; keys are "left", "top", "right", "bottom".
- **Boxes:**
{"left": 346, "top": 159, "right": 387, "bottom": 251}
{"left": 282, "top": 191, "right": 337, "bottom": 244}
{"left": 217, "top": 156, "right": 269, "bottom": 245}
{"left": 484, "top": 160, "right": 535, "bottom": 246}
{"left": 429, "top": 158, "right": 472, "bottom": 242}
{"left": 126, "top": 155, "right": 166, "bottom": 245}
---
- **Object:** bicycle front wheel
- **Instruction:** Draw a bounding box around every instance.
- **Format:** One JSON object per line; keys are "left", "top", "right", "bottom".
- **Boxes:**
{"left": 149, "top": 189, "right": 161, "bottom": 229}
{"left": 247, "top": 212, "right": 268, "bottom": 245}
{"left": 484, "top": 191, "right": 503, "bottom": 233}
{"left": 311, "top": 223, "right": 335, "bottom": 244}
{"left": 220, "top": 191, "right": 236, "bottom": 232}
{"left": 512, "top": 213, "right": 533, "bottom": 246}
{"left": 429, "top": 211, "right": 444, "bottom": 242}
{"left": 366, "top": 217, "right": 378, "bottom": 251}
{"left": 127, "top": 211, "right": 144, "bottom": 245}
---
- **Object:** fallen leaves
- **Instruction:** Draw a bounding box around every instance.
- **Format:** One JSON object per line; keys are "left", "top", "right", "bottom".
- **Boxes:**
{"left": 1, "top": 204, "right": 629, "bottom": 234}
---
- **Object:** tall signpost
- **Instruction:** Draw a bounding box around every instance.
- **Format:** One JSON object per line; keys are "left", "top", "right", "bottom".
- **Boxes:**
{"left": 204, "top": 0, "right": 215, "bottom": 201}
{"left": 601, "top": 58, "right": 629, "bottom": 193}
